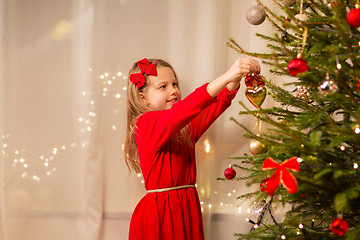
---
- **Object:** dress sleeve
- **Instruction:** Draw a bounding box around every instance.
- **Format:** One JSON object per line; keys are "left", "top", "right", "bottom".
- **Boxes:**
{"left": 135, "top": 83, "right": 216, "bottom": 151}
{"left": 190, "top": 86, "right": 239, "bottom": 143}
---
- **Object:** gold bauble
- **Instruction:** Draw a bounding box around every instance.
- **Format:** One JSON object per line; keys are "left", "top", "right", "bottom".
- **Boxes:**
{"left": 249, "top": 138, "right": 268, "bottom": 155}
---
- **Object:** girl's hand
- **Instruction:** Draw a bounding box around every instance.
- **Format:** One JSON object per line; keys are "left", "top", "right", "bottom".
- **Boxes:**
{"left": 225, "top": 58, "right": 261, "bottom": 83}
{"left": 207, "top": 58, "right": 260, "bottom": 97}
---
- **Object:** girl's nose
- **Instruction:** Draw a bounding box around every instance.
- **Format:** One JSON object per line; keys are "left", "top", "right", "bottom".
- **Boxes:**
{"left": 169, "top": 86, "right": 177, "bottom": 95}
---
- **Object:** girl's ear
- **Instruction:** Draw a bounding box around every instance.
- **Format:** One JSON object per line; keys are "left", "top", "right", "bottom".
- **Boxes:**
{"left": 139, "top": 92, "right": 149, "bottom": 106}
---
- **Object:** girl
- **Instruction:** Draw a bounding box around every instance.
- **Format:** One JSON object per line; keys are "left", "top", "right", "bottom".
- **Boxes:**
{"left": 124, "top": 57, "right": 260, "bottom": 240}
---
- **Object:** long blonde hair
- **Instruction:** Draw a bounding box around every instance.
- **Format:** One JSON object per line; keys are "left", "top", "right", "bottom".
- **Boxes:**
{"left": 124, "top": 59, "right": 192, "bottom": 173}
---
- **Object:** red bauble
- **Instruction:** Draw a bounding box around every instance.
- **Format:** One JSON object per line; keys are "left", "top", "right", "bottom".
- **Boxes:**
{"left": 245, "top": 74, "right": 265, "bottom": 87}
{"left": 260, "top": 177, "right": 270, "bottom": 192}
{"left": 288, "top": 58, "right": 308, "bottom": 76}
{"left": 347, "top": 8, "right": 360, "bottom": 28}
{"left": 330, "top": 218, "right": 349, "bottom": 236}
{"left": 357, "top": 79, "right": 360, "bottom": 92}
{"left": 224, "top": 167, "right": 236, "bottom": 180}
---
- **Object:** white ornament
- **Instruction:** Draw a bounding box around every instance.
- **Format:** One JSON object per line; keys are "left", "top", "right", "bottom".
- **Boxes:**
{"left": 295, "top": 13, "right": 309, "bottom": 22}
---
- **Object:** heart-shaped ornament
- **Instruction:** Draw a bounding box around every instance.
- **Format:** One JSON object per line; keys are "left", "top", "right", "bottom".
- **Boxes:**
{"left": 245, "top": 86, "right": 267, "bottom": 108}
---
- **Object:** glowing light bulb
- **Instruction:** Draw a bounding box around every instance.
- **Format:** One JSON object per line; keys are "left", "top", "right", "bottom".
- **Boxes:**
{"left": 297, "top": 157, "right": 303, "bottom": 163}
{"left": 117, "top": 72, "right": 122, "bottom": 77}
{"left": 340, "top": 145, "right": 345, "bottom": 151}
{"left": 254, "top": 224, "right": 259, "bottom": 229}
{"left": 355, "top": 127, "right": 360, "bottom": 134}
{"left": 336, "top": 55, "right": 341, "bottom": 69}
{"left": 204, "top": 139, "right": 211, "bottom": 153}
{"left": 104, "top": 73, "right": 109, "bottom": 77}
{"left": 115, "top": 93, "right": 121, "bottom": 99}
{"left": 298, "top": 223, "right": 304, "bottom": 229}
{"left": 281, "top": 235, "right": 286, "bottom": 239}
{"left": 354, "top": 163, "right": 359, "bottom": 169}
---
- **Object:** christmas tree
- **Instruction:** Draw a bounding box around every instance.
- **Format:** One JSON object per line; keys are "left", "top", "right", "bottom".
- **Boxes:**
{"left": 219, "top": 0, "right": 360, "bottom": 239}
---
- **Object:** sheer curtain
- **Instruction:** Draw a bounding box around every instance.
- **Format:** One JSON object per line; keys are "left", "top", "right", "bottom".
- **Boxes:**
{"left": 0, "top": 0, "right": 280, "bottom": 239}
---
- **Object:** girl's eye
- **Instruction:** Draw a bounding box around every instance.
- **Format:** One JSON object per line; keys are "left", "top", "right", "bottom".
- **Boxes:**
{"left": 160, "top": 85, "right": 166, "bottom": 89}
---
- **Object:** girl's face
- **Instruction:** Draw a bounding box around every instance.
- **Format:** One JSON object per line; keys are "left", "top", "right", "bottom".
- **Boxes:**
{"left": 140, "top": 66, "right": 181, "bottom": 111}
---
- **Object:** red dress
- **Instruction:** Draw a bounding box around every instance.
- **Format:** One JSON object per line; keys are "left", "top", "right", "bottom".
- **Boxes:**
{"left": 129, "top": 83, "right": 238, "bottom": 240}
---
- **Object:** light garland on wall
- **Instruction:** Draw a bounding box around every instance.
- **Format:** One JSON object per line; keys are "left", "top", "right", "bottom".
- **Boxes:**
{"left": 1, "top": 69, "right": 128, "bottom": 183}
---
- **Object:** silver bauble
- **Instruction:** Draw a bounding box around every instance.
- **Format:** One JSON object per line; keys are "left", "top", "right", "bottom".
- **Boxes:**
{"left": 318, "top": 80, "right": 338, "bottom": 96}
{"left": 282, "top": 0, "right": 296, "bottom": 7}
{"left": 246, "top": 5, "right": 266, "bottom": 25}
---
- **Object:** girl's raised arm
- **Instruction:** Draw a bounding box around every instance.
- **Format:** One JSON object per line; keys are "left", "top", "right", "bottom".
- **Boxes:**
{"left": 206, "top": 58, "right": 260, "bottom": 97}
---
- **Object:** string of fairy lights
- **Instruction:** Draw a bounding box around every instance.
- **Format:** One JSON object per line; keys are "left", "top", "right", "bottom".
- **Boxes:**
{"left": 1, "top": 70, "right": 128, "bottom": 183}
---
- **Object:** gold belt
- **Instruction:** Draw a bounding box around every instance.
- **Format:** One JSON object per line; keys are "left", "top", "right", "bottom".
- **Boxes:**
{"left": 146, "top": 185, "right": 196, "bottom": 193}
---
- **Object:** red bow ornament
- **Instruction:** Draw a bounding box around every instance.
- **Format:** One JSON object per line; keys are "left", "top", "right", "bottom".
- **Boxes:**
{"left": 261, "top": 157, "right": 301, "bottom": 196}
{"left": 130, "top": 58, "right": 158, "bottom": 89}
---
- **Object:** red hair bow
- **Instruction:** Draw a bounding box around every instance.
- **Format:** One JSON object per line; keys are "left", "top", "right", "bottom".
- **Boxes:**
{"left": 130, "top": 58, "right": 158, "bottom": 89}
{"left": 261, "top": 157, "right": 301, "bottom": 196}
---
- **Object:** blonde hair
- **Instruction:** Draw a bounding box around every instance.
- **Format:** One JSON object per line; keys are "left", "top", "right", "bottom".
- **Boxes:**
{"left": 124, "top": 59, "right": 192, "bottom": 173}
